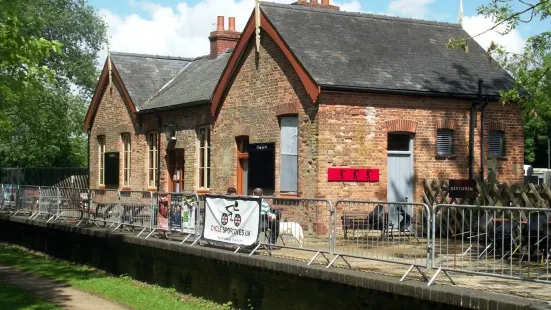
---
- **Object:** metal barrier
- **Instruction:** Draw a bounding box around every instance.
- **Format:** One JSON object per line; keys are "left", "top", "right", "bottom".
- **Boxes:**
{"left": 143, "top": 192, "right": 201, "bottom": 242}
{"left": 0, "top": 184, "right": 18, "bottom": 213}
{"left": 33, "top": 187, "right": 59, "bottom": 222}
{"left": 331, "top": 200, "right": 432, "bottom": 281}
{"left": 52, "top": 187, "right": 90, "bottom": 224}
{"left": 89, "top": 189, "right": 120, "bottom": 228}
{"left": 430, "top": 204, "right": 551, "bottom": 286}
{"left": 116, "top": 190, "right": 153, "bottom": 232}
{"left": 16, "top": 186, "right": 41, "bottom": 217}
{"left": 249, "top": 197, "right": 334, "bottom": 265}
{"left": 0, "top": 184, "right": 5, "bottom": 211}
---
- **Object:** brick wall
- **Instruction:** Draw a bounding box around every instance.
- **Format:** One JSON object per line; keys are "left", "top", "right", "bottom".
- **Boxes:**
{"left": 211, "top": 34, "right": 318, "bottom": 197}
{"left": 89, "top": 81, "right": 149, "bottom": 190}
{"left": 140, "top": 105, "right": 213, "bottom": 193}
{"left": 89, "top": 76, "right": 215, "bottom": 193}
{"left": 317, "top": 92, "right": 524, "bottom": 202}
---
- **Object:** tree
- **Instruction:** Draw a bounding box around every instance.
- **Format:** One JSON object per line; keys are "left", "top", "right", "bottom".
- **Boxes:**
{"left": 0, "top": 0, "right": 106, "bottom": 168}
{"left": 449, "top": 0, "right": 551, "bottom": 164}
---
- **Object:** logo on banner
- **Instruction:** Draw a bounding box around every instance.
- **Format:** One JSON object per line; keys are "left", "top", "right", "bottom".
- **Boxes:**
{"left": 221, "top": 201, "right": 242, "bottom": 227}
{"left": 202, "top": 196, "right": 260, "bottom": 246}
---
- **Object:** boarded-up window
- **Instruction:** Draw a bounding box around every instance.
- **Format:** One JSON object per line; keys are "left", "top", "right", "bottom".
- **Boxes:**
{"left": 121, "top": 133, "right": 131, "bottom": 186}
{"left": 98, "top": 135, "right": 105, "bottom": 185}
{"left": 436, "top": 129, "right": 453, "bottom": 156}
{"left": 280, "top": 116, "right": 298, "bottom": 192}
{"left": 148, "top": 132, "right": 158, "bottom": 188}
{"left": 489, "top": 130, "right": 505, "bottom": 157}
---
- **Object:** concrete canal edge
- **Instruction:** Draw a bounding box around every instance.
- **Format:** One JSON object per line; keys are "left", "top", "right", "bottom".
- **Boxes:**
{"left": 0, "top": 215, "right": 549, "bottom": 310}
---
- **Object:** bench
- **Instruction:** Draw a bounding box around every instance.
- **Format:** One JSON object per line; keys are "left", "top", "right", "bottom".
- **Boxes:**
{"left": 341, "top": 212, "right": 390, "bottom": 239}
{"left": 341, "top": 204, "right": 392, "bottom": 239}
{"left": 341, "top": 213, "right": 370, "bottom": 239}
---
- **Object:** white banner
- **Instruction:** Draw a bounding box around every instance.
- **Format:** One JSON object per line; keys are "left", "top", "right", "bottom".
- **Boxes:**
{"left": 203, "top": 195, "right": 261, "bottom": 246}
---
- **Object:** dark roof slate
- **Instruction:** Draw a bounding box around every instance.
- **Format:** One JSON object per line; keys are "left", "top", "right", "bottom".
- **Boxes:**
{"left": 110, "top": 52, "right": 191, "bottom": 109}
{"left": 260, "top": 2, "right": 514, "bottom": 97}
{"left": 140, "top": 51, "right": 232, "bottom": 111}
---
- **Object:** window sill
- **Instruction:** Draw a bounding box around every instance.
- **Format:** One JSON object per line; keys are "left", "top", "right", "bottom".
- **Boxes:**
{"left": 196, "top": 189, "right": 211, "bottom": 195}
{"left": 98, "top": 185, "right": 106, "bottom": 190}
{"left": 435, "top": 154, "right": 456, "bottom": 160}
{"left": 488, "top": 156, "right": 507, "bottom": 161}
{"left": 278, "top": 192, "right": 299, "bottom": 198}
{"left": 121, "top": 186, "right": 132, "bottom": 191}
{"left": 147, "top": 187, "right": 157, "bottom": 193}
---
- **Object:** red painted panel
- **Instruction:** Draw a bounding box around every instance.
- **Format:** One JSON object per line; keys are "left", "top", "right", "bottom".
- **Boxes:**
{"left": 327, "top": 168, "right": 380, "bottom": 182}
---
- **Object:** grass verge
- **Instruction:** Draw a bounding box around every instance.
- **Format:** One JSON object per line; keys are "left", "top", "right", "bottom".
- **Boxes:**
{"left": 0, "top": 281, "right": 60, "bottom": 310}
{"left": 0, "top": 244, "right": 230, "bottom": 310}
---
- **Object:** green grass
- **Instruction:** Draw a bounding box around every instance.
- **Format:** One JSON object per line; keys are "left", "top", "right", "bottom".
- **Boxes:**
{"left": 0, "top": 281, "right": 60, "bottom": 310}
{"left": 0, "top": 244, "right": 230, "bottom": 310}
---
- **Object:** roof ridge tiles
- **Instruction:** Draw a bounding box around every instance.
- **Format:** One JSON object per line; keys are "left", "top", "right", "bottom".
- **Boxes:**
{"left": 110, "top": 51, "right": 194, "bottom": 61}
{"left": 259, "top": 1, "right": 460, "bottom": 28}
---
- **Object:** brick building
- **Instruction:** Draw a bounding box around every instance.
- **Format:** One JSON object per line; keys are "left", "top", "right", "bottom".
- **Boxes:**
{"left": 84, "top": 1, "right": 524, "bottom": 202}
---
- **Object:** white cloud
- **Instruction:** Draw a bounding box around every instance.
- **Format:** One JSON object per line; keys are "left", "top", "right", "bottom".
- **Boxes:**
{"left": 98, "top": 0, "right": 362, "bottom": 64}
{"left": 387, "top": 0, "right": 434, "bottom": 19}
{"left": 462, "top": 15, "right": 526, "bottom": 55}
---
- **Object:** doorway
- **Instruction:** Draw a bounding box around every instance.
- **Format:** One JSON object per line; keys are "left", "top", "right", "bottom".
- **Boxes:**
{"left": 387, "top": 133, "right": 414, "bottom": 229}
{"left": 170, "top": 150, "right": 185, "bottom": 192}
{"left": 248, "top": 143, "right": 275, "bottom": 195}
{"left": 236, "top": 137, "right": 249, "bottom": 195}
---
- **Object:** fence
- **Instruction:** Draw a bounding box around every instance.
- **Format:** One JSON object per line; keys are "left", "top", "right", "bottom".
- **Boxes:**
{"left": 430, "top": 204, "right": 551, "bottom": 285}
{"left": 424, "top": 179, "right": 551, "bottom": 208}
{"left": 250, "top": 197, "right": 333, "bottom": 265}
{"left": 90, "top": 189, "right": 121, "bottom": 228}
{"left": 0, "top": 168, "right": 88, "bottom": 187}
{"left": 3, "top": 183, "right": 551, "bottom": 288}
{"left": 139, "top": 192, "right": 200, "bottom": 242}
{"left": 331, "top": 200, "right": 431, "bottom": 280}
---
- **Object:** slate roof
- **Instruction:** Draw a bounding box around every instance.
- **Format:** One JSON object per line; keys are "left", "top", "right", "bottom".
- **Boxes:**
{"left": 140, "top": 51, "right": 232, "bottom": 111}
{"left": 260, "top": 2, "right": 515, "bottom": 98}
{"left": 110, "top": 52, "right": 191, "bottom": 109}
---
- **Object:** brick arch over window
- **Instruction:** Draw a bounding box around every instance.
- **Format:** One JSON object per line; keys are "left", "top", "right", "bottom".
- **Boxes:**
{"left": 488, "top": 121, "right": 506, "bottom": 132}
{"left": 385, "top": 120, "right": 418, "bottom": 133}
{"left": 436, "top": 119, "right": 456, "bottom": 130}
{"left": 274, "top": 102, "right": 298, "bottom": 116}
{"left": 233, "top": 124, "right": 250, "bottom": 138}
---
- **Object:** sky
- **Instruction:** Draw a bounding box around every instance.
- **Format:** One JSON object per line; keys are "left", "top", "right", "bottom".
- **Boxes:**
{"left": 88, "top": 0, "right": 548, "bottom": 63}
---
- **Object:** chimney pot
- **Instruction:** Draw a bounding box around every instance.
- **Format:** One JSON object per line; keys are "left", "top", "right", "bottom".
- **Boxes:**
{"left": 217, "top": 16, "right": 224, "bottom": 31}
{"left": 321, "top": 0, "right": 329, "bottom": 4}
{"left": 228, "top": 17, "right": 235, "bottom": 31}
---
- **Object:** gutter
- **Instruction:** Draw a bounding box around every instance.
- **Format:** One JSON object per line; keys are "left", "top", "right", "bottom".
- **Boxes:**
{"left": 480, "top": 99, "right": 489, "bottom": 182}
{"left": 320, "top": 84, "right": 501, "bottom": 101}
{"left": 156, "top": 113, "right": 162, "bottom": 192}
{"left": 137, "top": 100, "right": 210, "bottom": 114}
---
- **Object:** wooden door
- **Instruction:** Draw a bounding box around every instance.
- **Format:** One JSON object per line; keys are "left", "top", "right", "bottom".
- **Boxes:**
{"left": 171, "top": 150, "right": 185, "bottom": 192}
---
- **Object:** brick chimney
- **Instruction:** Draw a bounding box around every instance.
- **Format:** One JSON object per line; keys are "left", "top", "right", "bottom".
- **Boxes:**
{"left": 292, "top": 0, "right": 340, "bottom": 11}
{"left": 209, "top": 16, "right": 240, "bottom": 58}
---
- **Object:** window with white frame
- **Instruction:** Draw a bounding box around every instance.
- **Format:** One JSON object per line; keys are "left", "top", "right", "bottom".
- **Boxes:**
{"left": 148, "top": 132, "right": 158, "bottom": 188}
{"left": 436, "top": 129, "right": 453, "bottom": 156}
{"left": 280, "top": 116, "right": 298, "bottom": 192}
{"left": 489, "top": 130, "right": 505, "bottom": 157}
{"left": 121, "top": 133, "right": 131, "bottom": 186}
{"left": 197, "top": 126, "right": 211, "bottom": 189}
{"left": 98, "top": 135, "right": 105, "bottom": 185}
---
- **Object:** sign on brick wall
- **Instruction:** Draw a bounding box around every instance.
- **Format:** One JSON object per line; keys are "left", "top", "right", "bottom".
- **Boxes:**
{"left": 327, "top": 168, "right": 379, "bottom": 182}
{"left": 448, "top": 179, "right": 478, "bottom": 199}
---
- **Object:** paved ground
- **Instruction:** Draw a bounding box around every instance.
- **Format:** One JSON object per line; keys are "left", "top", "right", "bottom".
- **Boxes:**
{"left": 0, "top": 265, "right": 128, "bottom": 310}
